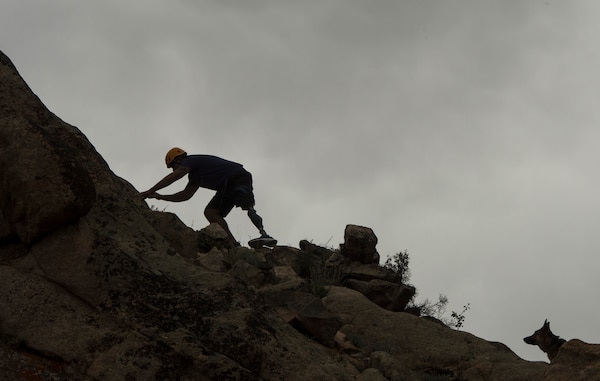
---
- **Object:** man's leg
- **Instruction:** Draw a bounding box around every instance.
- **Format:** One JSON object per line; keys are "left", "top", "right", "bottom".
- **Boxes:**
{"left": 204, "top": 207, "right": 238, "bottom": 246}
{"left": 247, "top": 207, "right": 267, "bottom": 236}
{"left": 246, "top": 207, "right": 276, "bottom": 248}
{"left": 230, "top": 184, "right": 270, "bottom": 238}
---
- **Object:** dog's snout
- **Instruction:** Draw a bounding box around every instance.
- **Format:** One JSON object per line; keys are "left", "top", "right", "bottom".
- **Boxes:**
{"left": 524, "top": 335, "right": 535, "bottom": 344}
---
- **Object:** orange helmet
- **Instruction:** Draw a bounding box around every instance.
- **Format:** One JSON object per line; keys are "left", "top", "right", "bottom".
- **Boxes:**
{"left": 165, "top": 147, "right": 187, "bottom": 168}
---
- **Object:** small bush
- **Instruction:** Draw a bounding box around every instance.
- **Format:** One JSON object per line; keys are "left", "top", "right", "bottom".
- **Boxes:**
{"left": 410, "top": 294, "right": 449, "bottom": 322}
{"left": 383, "top": 250, "right": 411, "bottom": 283}
{"left": 451, "top": 303, "right": 471, "bottom": 329}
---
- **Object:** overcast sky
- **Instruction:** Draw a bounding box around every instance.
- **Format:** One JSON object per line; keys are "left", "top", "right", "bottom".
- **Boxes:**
{"left": 3, "top": 0, "right": 600, "bottom": 362}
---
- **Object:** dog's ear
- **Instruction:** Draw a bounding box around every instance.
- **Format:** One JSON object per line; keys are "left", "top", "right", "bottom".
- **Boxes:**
{"left": 544, "top": 319, "right": 549, "bottom": 327}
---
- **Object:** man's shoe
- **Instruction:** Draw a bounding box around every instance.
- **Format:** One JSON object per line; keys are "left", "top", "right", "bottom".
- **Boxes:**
{"left": 248, "top": 235, "right": 277, "bottom": 249}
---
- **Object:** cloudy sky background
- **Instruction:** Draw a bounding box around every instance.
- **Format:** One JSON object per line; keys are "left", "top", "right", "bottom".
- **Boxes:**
{"left": 3, "top": 0, "right": 600, "bottom": 362}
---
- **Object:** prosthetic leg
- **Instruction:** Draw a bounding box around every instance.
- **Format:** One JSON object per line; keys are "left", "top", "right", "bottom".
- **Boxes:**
{"left": 247, "top": 207, "right": 277, "bottom": 248}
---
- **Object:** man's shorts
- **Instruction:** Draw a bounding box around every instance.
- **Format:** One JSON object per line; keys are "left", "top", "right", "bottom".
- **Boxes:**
{"left": 206, "top": 170, "right": 255, "bottom": 217}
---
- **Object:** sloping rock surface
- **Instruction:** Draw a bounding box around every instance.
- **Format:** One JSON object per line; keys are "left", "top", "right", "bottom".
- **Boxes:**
{"left": 0, "top": 53, "right": 96, "bottom": 245}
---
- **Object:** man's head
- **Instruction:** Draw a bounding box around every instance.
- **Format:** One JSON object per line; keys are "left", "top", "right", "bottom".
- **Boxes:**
{"left": 165, "top": 147, "right": 187, "bottom": 169}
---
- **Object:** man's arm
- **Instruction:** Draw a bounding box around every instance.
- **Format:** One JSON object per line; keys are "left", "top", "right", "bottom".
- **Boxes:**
{"left": 140, "top": 167, "right": 189, "bottom": 198}
{"left": 155, "top": 183, "right": 200, "bottom": 202}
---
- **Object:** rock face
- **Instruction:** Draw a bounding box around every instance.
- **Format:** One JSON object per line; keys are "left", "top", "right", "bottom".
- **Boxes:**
{"left": 546, "top": 340, "right": 600, "bottom": 381}
{"left": 0, "top": 53, "right": 96, "bottom": 245}
{"left": 2, "top": 49, "right": 592, "bottom": 380}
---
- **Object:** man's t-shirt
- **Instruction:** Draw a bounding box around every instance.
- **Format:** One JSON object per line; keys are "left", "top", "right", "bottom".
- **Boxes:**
{"left": 180, "top": 155, "right": 244, "bottom": 190}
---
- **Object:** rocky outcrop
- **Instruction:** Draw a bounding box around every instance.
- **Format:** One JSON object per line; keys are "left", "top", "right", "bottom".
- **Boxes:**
{"left": 340, "top": 224, "right": 379, "bottom": 264}
{"left": 546, "top": 340, "right": 600, "bottom": 381}
{"left": 2, "top": 49, "right": 587, "bottom": 380}
{"left": 322, "top": 286, "right": 549, "bottom": 380}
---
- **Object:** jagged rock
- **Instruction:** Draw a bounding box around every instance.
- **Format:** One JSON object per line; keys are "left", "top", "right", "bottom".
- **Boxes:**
{"left": 272, "top": 245, "right": 303, "bottom": 274}
{"left": 296, "top": 240, "right": 336, "bottom": 278}
{"left": 271, "top": 241, "right": 340, "bottom": 282}
{"left": 345, "top": 278, "right": 415, "bottom": 312}
{"left": 257, "top": 261, "right": 343, "bottom": 347}
{"left": 197, "top": 222, "right": 231, "bottom": 252}
{"left": 224, "top": 246, "right": 272, "bottom": 271}
{"left": 347, "top": 263, "right": 401, "bottom": 283}
{"left": 299, "top": 239, "right": 335, "bottom": 259}
{"left": 277, "top": 240, "right": 415, "bottom": 313}
{"left": 268, "top": 291, "right": 342, "bottom": 346}
{"left": 325, "top": 251, "right": 417, "bottom": 312}
{"left": 255, "top": 251, "right": 348, "bottom": 346}
{"left": 273, "top": 265, "right": 303, "bottom": 284}
{"left": 324, "top": 250, "right": 348, "bottom": 267}
{"left": 340, "top": 224, "right": 380, "bottom": 264}
{"left": 194, "top": 247, "right": 227, "bottom": 272}
{"left": 146, "top": 210, "right": 199, "bottom": 258}
{"left": 546, "top": 339, "right": 600, "bottom": 381}
{"left": 229, "top": 259, "right": 265, "bottom": 288}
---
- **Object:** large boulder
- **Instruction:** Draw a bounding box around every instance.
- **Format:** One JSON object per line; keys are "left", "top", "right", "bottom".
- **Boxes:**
{"left": 194, "top": 247, "right": 228, "bottom": 272}
{"left": 197, "top": 221, "right": 231, "bottom": 252}
{"left": 345, "top": 278, "right": 415, "bottom": 312}
{"left": 322, "top": 286, "right": 549, "bottom": 381}
{"left": 271, "top": 291, "right": 343, "bottom": 347}
{"left": 546, "top": 339, "right": 600, "bottom": 381}
{"left": 145, "top": 210, "right": 200, "bottom": 258}
{"left": 340, "top": 224, "right": 380, "bottom": 264}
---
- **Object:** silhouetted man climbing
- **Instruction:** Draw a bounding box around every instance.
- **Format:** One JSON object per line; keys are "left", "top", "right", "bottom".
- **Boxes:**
{"left": 140, "top": 147, "right": 276, "bottom": 248}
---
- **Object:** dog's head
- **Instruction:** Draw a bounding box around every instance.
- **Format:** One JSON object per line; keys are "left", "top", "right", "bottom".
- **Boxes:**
{"left": 524, "top": 319, "right": 552, "bottom": 345}
{"left": 524, "top": 319, "right": 566, "bottom": 361}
